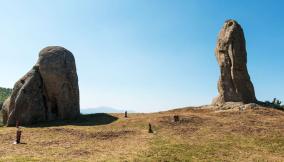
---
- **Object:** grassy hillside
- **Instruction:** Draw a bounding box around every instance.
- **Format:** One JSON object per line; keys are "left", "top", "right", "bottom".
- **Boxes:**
{"left": 0, "top": 105, "right": 283, "bottom": 161}
{"left": 0, "top": 87, "right": 12, "bottom": 103}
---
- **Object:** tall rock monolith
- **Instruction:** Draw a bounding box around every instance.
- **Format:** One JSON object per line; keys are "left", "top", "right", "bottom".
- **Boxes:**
{"left": 213, "top": 20, "right": 257, "bottom": 105}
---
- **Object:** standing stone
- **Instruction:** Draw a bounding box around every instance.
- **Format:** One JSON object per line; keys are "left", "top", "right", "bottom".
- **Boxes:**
{"left": 4, "top": 46, "right": 80, "bottom": 126}
{"left": 38, "top": 46, "right": 80, "bottom": 120}
{"left": 213, "top": 20, "right": 257, "bottom": 105}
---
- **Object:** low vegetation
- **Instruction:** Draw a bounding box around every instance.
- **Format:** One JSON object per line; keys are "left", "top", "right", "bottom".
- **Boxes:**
{"left": 0, "top": 106, "right": 283, "bottom": 161}
{"left": 0, "top": 87, "right": 12, "bottom": 103}
{"left": 260, "top": 98, "right": 284, "bottom": 111}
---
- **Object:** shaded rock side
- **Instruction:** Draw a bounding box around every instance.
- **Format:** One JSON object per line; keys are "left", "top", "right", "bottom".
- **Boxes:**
{"left": 1, "top": 97, "right": 10, "bottom": 125}
{"left": 6, "top": 66, "right": 46, "bottom": 126}
{"left": 213, "top": 20, "right": 256, "bottom": 105}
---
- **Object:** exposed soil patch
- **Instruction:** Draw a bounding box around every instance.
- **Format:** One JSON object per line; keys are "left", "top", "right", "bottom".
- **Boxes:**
{"left": 89, "top": 130, "right": 135, "bottom": 140}
{"left": 229, "top": 124, "right": 268, "bottom": 135}
{"left": 172, "top": 126, "right": 199, "bottom": 135}
{"left": 252, "top": 108, "right": 284, "bottom": 116}
{"left": 38, "top": 140, "right": 62, "bottom": 146}
{"left": 43, "top": 127, "right": 136, "bottom": 140}
{"left": 158, "top": 115, "right": 207, "bottom": 126}
{"left": 0, "top": 132, "right": 14, "bottom": 141}
{"left": 69, "top": 149, "right": 92, "bottom": 157}
{"left": 157, "top": 115, "right": 209, "bottom": 136}
{"left": 214, "top": 111, "right": 244, "bottom": 117}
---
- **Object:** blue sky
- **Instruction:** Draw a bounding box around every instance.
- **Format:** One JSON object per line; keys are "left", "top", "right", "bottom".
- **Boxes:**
{"left": 0, "top": 0, "right": 283, "bottom": 112}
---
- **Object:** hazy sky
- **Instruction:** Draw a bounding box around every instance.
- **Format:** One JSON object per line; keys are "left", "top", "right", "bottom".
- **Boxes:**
{"left": 0, "top": 0, "right": 283, "bottom": 112}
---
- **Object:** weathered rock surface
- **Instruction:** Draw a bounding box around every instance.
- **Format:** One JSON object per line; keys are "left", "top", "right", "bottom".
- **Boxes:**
{"left": 3, "top": 46, "right": 80, "bottom": 126}
{"left": 213, "top": 20, "right": 257, "bottom": 105}
{"left": 38, "top": 46, "right": 80, "bottom": 120}
{"left": 6, "top": 67, "right": 46, "bottom": 126}
{"left": 1, "top": 97, "right": 10, "bottom": 125}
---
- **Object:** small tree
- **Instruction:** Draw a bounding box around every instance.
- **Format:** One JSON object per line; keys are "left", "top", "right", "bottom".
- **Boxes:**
{"left": 272, "top": 98, "right": 282, "bottom": 107}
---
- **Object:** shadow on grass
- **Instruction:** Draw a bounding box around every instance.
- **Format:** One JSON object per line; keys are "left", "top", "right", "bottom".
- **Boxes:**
{"left": 27, "top": 113, "right": 119, "bottom": 128}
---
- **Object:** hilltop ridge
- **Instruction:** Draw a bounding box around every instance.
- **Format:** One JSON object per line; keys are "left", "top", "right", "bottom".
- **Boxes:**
{"left": 0, "top": 105, "right": 283, "bottom": 161}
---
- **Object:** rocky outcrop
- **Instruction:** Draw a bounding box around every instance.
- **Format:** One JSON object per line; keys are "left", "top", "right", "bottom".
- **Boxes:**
{"left": 213, "top": 20, "right": 257, "bottom": 105}
{"left": 6, "top": 67, "right": 46, "bottom": 126}
{"left": 3, "top": 46, "right": 80, "bottom": 126}
{"left": 1, "top": 97, "right": 10, "bottom": 125}
{"left": 38, "top": 47, "right": 80, "bottom": 120}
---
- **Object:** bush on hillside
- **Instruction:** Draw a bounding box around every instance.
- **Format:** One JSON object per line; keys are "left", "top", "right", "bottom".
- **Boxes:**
{"left": 261, "top": 98, "right": 284, "bottom": 110}
{"left": 0, "top": 87, "right": 12, "bottom": 103}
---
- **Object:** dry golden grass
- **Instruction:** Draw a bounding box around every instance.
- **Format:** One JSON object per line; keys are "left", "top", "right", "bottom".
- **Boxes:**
{"left": 0, "top": 106, "right": 283, "bottom": 162}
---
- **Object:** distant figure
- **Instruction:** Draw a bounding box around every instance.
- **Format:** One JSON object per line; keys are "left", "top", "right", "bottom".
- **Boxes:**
{"left": 148, "top": 123, "right": 153, "bottom": 133}
{"left": 174, "top": 115, "right": 180, "bottom": 122}
{"left": 14, "top": 121, "right": 22, "bottom": 144}
{"left": 124, "top": 111, "right": 128, "bottom": 118}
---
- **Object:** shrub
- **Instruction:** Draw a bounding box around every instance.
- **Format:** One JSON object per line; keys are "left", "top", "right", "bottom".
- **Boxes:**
{"left": 0, "top": 87, "right": 12, "bottom": 103}
{"left": 261, "top": 98, "right": 284, "bottom": 110}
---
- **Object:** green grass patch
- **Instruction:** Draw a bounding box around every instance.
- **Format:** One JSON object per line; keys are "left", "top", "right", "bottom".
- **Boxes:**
{"left": 255, "top": 135, "right": 284, "bottom": 154}
{"left": 136, "top": 132, "right": 284, "bottom": 162}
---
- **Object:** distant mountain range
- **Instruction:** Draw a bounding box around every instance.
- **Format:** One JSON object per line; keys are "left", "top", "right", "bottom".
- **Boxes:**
{"left": 80, "top": 106, "right": 135, "bottom": 114}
